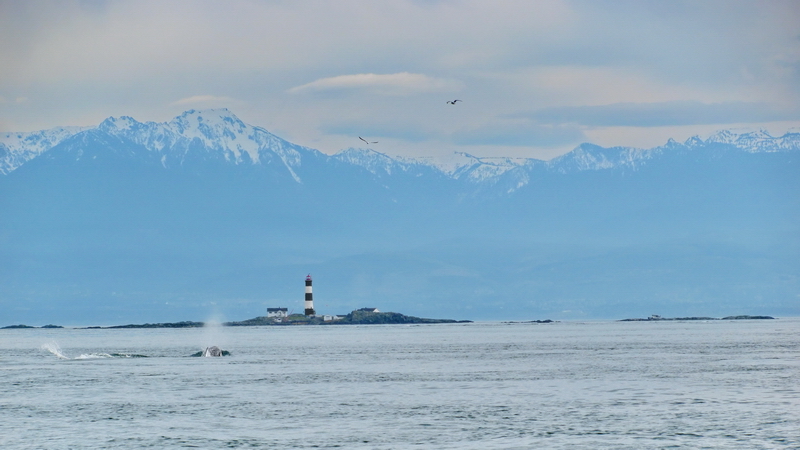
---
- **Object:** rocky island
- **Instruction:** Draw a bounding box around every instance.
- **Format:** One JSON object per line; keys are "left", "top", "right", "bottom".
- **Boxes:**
{"left": 620, "top": 315, "right": 775, "bottom": 321}
{"left": 78, "top": 310, "right": 472, "bottom": 329}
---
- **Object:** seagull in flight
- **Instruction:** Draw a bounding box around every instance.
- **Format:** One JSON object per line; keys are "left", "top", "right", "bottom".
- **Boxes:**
{"left": 359, "top": 136, "right": 378, "bottom": 144}
{"left": 446, "top": 99, "right": 462, "bottom": 105}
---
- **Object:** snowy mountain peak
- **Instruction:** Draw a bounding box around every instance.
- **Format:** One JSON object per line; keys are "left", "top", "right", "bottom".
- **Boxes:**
{"left": 168, "top": 108, "right": 245, "bottom": 132}
{"left": 98, "top": 115, "right": 142, "bottom": 133}
{"left": 703, "top": 128, "right": 800, "bottom": 153}
{"left": 442, "top": 152, "right": 532, "bottom": 182}
{"left": 333, "top": 148, "right": 399, "bottom": 175}
{"left": 408, "top": 152, "right": 477, "bottom": 176}
{"left": 706, "top": 129, "right": 738, "bottom": 144}
{"left": 746, "top": 128, "right": 773, "bottom": 139}
{"left": 164, "top": 109, "right": 261, "bottom": 163}
{"left": 334, "top": 147, "right": 444, "bottom": 178}
{"left": 0, "top": 126, "right": 91, "bottom": 174}
{"left": 550, "top": 143, "right": 615, "bottom": 171}
{"left": 168, "top": 108, "right": 247, "bottom": 137}
{"left": 705, "top": 128, "right": 774, "bottom": 144}
{"left": 684, "top": 135, "right": 704, "bottom": 147}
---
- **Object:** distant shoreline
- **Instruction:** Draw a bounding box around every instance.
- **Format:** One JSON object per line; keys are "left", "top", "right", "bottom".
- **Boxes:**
{"left": 2, "top": 310, "right": 473, "bottom": 329}
{"left": 2, "top": 314, "right": 781, "bottom": 329}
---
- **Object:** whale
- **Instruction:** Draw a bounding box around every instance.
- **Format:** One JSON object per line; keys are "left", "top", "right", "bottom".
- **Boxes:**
{"left": 203, "top": 346, "right": 223, "bottom": 357}
{"left": 190, "top": 346, "right": 230, "bottom": 357}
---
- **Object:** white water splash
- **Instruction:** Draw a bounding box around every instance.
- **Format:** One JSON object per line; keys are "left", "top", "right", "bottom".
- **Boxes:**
{"left": 40, "top": 342, "right": 132, "bottom": 359}
{"left": 40, "top": 341, "right": 69, "bottom": 359}
{"left": 74, "top": 353, "right": 113, "bottom": 360}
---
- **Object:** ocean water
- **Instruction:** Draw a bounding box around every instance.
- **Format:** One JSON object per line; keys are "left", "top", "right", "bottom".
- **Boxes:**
{"left": 1, "top": 319, "right": 798, "bottom": 449}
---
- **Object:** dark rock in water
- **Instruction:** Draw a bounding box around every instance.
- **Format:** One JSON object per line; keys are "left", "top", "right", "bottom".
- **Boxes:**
{"left": 620, "top": 315, "right": 776, "bottom": 321}
{"left": 502, "top": 319, "right": 555, "bottom": 324}
{"left": 334, "top": 310, "right": 471, "bottom": 325}
{"left": 721, "top": 315, "right": 775, "bottom": 320}
{"left": 41, "top": 324, "right": 63, "bottom": 328}
{"left": 190, "top": 346, "right": 230, "bottom": 357}
{"left": 109, "top": 321, "right": 204, "bottom": 329}
{"left": 1, "top": 324, "right": 35, "bottom": 329}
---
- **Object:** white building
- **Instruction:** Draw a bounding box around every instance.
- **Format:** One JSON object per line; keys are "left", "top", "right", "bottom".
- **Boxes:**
{"left": 267, "top": 307, "right": 288, "bottom": 318}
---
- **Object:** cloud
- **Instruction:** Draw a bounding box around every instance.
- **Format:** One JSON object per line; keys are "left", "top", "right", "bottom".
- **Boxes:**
{"left": 2, "top": 1, "right": 799, "bottom": 156}
{"left": 520, "top": 101, "right": 800, "bottom": 127}
{"left": 171, "top": 95, "right": 237, "bottom": 106}
{"left": 288, "top": 72, "right": 464, "bottom": 96}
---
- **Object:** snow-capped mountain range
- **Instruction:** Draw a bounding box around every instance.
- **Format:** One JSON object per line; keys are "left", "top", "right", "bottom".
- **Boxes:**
{"left": 0, "top": 125, "right": 90, "bottom": 175}
{"left": 2, "top": 108, "right": 798, "bottom": 188}
{"left": 2, "top": 108, "right": 798, "bottom": 324}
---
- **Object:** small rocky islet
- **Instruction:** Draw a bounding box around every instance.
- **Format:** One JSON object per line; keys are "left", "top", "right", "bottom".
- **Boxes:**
{"left": 619, "top": 315, "right": 775, "bottom": 321}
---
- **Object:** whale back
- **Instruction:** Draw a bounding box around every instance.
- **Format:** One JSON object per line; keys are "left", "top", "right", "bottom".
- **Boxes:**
{"left": 202, "top": 346, "right": 223, "bottom": 357}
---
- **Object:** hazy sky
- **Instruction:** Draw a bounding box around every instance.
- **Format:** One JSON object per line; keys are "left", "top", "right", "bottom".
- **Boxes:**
{"left": 2, "top": 0, "right": 799, "bottom": 159}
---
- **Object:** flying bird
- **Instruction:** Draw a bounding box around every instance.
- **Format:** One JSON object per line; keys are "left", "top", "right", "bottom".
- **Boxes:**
{"left": 359, "top": 136, "right": 378, "bottom": 144}
{"left": 446, "top": 99, "right": 462, "bottom": 105}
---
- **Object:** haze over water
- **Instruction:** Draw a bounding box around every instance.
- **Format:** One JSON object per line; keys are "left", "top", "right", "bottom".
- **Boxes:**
{"left": 2, "top": 319, "right": 798, "bottom": 449}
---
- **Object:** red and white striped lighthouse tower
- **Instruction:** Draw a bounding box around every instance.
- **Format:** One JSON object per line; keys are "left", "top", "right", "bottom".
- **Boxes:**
{"left": 304, "top": 274, "right": 315, "bottom": 316}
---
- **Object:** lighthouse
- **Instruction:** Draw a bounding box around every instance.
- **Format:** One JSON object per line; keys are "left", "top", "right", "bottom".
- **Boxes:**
{"left": 304, "top": 274, "right": 315, "bottom": 316}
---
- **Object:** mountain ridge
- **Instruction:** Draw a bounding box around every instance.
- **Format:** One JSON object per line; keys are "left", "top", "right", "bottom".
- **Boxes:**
{"left": 1, "top": 109, "right": 798, "bottom": 325}
{"left": 3, "top": 109, "right": 798, "bottom": 185}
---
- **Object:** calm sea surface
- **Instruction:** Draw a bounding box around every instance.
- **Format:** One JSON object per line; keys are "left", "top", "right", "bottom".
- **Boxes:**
{"left": 1, "top": 319, "right": 798, "bottom": 449}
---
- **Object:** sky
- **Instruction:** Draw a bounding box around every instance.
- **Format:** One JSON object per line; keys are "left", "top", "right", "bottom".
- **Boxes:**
{"left": 1, "top": 0, "right": 799, "bottom": 160}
